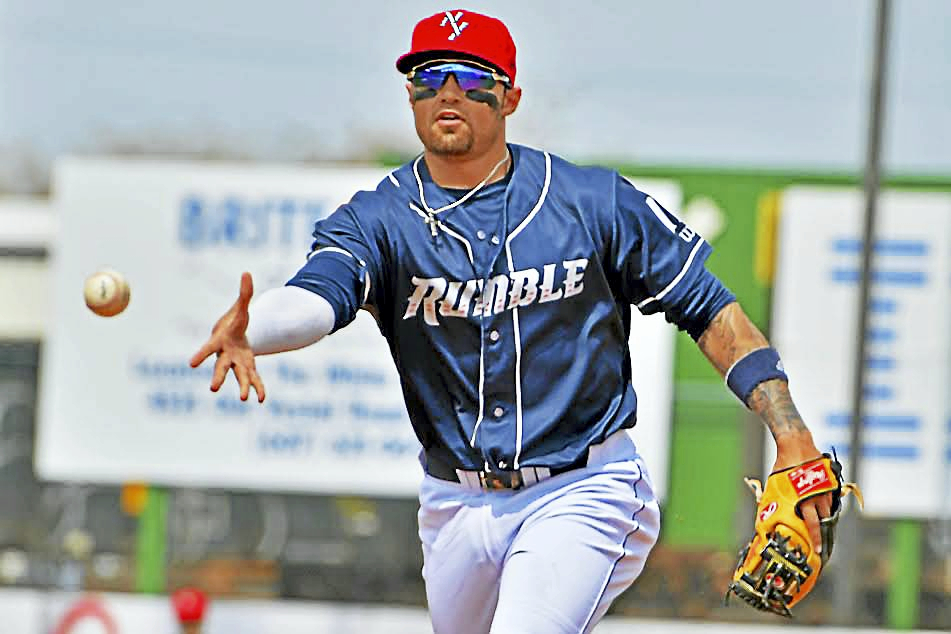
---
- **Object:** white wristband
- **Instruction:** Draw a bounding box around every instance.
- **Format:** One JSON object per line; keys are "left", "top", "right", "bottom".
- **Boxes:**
{"left": 246, "top": 286, "right": 337, "bottom": 355}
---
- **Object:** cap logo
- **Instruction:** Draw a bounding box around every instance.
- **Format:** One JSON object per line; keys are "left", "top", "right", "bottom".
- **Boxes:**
{"left": 440, "top": 11, "right": 468, "bottom": 40}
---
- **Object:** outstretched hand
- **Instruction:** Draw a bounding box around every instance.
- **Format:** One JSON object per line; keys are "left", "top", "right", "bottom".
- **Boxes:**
{"left": 189, "top": 272, "right": 267, "bottom": 403}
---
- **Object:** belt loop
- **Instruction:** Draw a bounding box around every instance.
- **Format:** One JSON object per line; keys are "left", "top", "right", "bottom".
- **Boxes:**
{"left": 520, "top": 467, "right": 539, "bottom": 486}
{"left": 455, "top": 469, "right": 481, "bottom": 490}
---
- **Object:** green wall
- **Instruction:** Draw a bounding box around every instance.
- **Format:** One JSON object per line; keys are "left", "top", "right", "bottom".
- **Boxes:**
{"left": 615, "top": 166, "right": 951, "bottom": 549}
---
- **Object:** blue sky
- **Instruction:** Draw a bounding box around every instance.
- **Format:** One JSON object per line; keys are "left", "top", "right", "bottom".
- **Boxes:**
{"left": 0, "top": 1, "right": 948, "bottom": 192}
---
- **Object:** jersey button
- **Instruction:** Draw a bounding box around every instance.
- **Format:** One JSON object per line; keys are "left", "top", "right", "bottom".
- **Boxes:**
{"left": 489, "top": 330, "right": 500, "bottom": 342}
{"left": 491, "top": 235, "right": 501, "bottom": 245}
{"left": 476, "top": 230, "right": 486, "bottom": 240}
{"left": 493, "top": 407, "right": 504, "bottom": 418}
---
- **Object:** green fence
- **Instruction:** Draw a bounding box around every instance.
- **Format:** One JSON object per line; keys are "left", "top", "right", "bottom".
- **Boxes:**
{"left": 616, "top": 165, "right": 951, "bottom": 549}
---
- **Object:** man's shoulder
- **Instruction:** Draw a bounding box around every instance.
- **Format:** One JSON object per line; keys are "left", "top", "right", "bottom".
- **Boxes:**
{"left": 512, "top": 143, "right": 619, "bottom": 194}
{"left": 514, "top": 143, "right": 616, "bottom": 177}
{"left": 343, "top": 163, "right": 416, "bottom": 215}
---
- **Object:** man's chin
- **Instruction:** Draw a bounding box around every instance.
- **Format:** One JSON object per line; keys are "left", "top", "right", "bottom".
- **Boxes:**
{"left": 426, "top": 131, "right": 473, "bottom": 156}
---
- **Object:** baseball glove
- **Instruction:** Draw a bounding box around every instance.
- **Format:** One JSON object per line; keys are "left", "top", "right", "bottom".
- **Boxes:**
{"left": 726, "top": 453, "right": 863, "bottom": 617}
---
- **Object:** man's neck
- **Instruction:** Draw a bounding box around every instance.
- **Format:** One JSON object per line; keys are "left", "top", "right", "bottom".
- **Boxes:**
{"left": 424, "top": 144, "right": 510, "bottom": 190}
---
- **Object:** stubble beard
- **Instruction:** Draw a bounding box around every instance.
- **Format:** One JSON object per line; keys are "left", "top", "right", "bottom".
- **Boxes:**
{"left": 424, "top": 124, "right": 474, "bottom": 156}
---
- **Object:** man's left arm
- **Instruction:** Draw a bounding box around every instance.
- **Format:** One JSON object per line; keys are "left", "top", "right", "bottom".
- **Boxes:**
{"left": 697, "top": 301, "right": 832, "bottom": 549}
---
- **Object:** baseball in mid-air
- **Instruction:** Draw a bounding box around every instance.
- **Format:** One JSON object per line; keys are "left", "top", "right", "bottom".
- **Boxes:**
{"left": 83, "top": 269, "right": 131, "bottom": 317}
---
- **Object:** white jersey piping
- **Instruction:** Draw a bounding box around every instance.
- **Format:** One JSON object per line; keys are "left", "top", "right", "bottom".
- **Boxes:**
{"left": 645, "top": 196, "right": 678, "bottom": 233}
{"left": 310, "top": 246, "right": 354, "bottom": 260}
{"left": 503, "top": 151, "right": 552, "bottom": 469}
{"left": 470, "top": 324, "right": 486, "bottom": 449}
{"left": 309, "top": 246, "right": 369, "bottom": 300}
{"left": 635, "top": 238, "right": 705, "bottom": 310}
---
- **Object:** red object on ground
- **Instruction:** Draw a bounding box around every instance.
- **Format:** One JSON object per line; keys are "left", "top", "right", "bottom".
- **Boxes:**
{"left": 171, "top": 587, "right": 208, "bottom": 623}
{"left": 53, "top": 597, "right": 119, "bottom": 634}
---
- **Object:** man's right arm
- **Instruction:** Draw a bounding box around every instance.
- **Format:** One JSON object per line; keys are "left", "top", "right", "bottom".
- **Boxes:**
{"left": 246, "top": 286, "right": 337, "bottom": 355}
{"left": 248, "top": 201, "right": 379, "bottom": 354}
{"left": 188, "top": 274, "right": 341, "bottom": 403}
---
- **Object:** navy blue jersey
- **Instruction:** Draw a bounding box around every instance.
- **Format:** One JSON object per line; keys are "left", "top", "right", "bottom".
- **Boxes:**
{"left": 288, "top": 144, "right": 734, "bottom": 472}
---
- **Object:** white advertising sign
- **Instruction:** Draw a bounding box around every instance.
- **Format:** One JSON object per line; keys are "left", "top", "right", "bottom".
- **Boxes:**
{"left": 39, "top": 158, "right": 419, "bottom": 495}
{"left": 772, "top": 186, "right": 951, "bottom": 517}
{"left": 625, "top": 178, "right": 683, "bottom": 503}
{"left": 37, "top": 158, "right": 679, "bottom": 497}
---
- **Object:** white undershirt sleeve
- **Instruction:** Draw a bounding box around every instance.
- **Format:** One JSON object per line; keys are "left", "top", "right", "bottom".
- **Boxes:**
{"left": 246, "top": 285, "right": 337, "bottom": 355}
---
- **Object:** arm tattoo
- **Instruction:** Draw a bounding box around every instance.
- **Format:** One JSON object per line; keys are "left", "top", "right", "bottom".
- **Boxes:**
{"left": 747, "top": 379, "right": 809, "bottom": 438}
{"left": 697, "top": 303, "right": 808, "bottom": 439}
{"left": 696, "top": 302, "right": 762, "bottom": 376}
{"left": 697, "top": 307, "right": 737, "bottom": 375}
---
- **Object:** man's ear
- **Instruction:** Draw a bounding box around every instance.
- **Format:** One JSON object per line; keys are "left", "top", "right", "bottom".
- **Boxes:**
{"left": 406, "top": 82, "right": 415, "bottom": 105}
{"left": 501, "top": 86, "right": 522, "bottom": 117}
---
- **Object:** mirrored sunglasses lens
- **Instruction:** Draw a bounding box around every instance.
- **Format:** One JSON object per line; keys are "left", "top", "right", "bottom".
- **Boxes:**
{"left": 412, "top": 69, "right": 444, "bottom": 89}
{"left": 413, "top": 64, "right": 496, "bottom": 91}
{"left": 452, "top": 68, "right": 496, "bottom": 91}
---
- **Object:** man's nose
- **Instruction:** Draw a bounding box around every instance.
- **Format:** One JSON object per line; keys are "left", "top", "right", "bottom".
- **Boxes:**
{"left": 437, "top": 74, "right": 465, "bottom": 99}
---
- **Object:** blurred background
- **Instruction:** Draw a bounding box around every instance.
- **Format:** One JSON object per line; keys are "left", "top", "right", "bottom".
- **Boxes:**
{"left": 0, "top": 0, "right": 948, "bottom": 632}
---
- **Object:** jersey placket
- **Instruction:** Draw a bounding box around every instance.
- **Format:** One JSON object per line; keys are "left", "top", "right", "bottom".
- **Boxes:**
{"left": 412, "top": 170, "right": 518, "bottom": 471}
{"left": 465, "top": 151, "right": 552, "bottom": 472}
{"left": 470, "top": 203, "right": 518, "bottom": 472}
{"left": 405, "top": 149, "right": 554, "bottom": 472}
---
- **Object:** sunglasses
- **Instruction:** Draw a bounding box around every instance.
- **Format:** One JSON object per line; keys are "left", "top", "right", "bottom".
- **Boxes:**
{"left": 407, "top": 60, "right": 511, "bottom": 93}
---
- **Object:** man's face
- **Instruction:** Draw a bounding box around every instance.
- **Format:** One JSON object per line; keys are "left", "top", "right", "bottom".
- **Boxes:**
{"left": 406, "top": 61, "right": 521, "bottom": 157}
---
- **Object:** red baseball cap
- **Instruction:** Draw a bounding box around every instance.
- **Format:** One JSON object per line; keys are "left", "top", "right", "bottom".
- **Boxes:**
{"left": 396, "top": 10, "right": 517, "bottom": 84}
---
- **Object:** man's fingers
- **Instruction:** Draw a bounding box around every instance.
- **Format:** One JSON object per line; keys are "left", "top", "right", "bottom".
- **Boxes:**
{"left": 250, "top": 369, "right": 267, "bottom": 403}
{"left": 233, "top": 363, "right": 251, "bottom": 401}
{"left": 210, "top": 354, "right": 232, "bottom": 392}
{"left": 193, "top": 276, "right": 259, "bottom": 399}
{"left": 237, "top": 272, "right": 254, "bottom": 312}
{"left": 801, "top": 502, "right": 823, "bottom": 552}
{"left": 189, "top": 341, "right": 218, "bottom": 368}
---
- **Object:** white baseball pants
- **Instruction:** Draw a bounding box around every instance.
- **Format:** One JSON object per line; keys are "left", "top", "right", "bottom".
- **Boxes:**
{"left": 417, "top": 430, "right": 661, "bottom": 633}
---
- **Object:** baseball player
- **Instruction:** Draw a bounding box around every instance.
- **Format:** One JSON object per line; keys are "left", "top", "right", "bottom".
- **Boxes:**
{"left": 190, "top": 10, "right": 833, "bottom": 633}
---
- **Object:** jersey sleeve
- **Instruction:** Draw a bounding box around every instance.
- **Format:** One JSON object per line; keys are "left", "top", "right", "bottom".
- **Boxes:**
{"left": 285, "top": 203, "right": 382, "bottom": 333}
{"left": 608, "top": 174, "right": 735, "bottom": 339}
